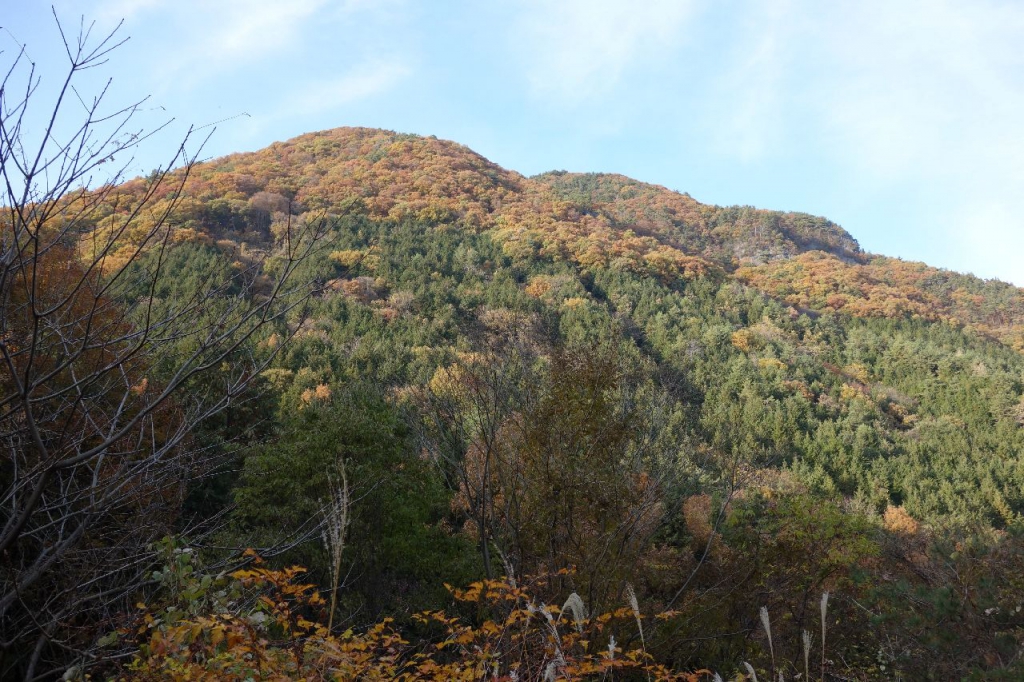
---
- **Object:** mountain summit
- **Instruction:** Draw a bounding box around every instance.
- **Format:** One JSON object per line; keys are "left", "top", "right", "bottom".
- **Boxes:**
{"left": 112, "top": 126, "right": 1024, "bottom": 350}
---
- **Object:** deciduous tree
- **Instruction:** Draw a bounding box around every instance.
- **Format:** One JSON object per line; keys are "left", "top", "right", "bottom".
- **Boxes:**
{"left": 0, "top": 15, "right": 320, "bottom": 678}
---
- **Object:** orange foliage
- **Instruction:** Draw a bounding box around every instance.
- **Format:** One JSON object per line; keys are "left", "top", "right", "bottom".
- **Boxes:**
{"left": 66, "top": 127, "right": 1024, "bottom": 351}
{"left": 81, "top": 128, "right": 859, "bottom": 291}
{"left": 737, "top": 251, "right": 1024, "bottom": 348}
{"left": 300, "top": 384, "right": 333, "bottom": 406}
{"left": 123, "top": 560, "right": 710, "bottom": 681}
{"left": 883, "top": 505, "right": 920, "bottom": 536}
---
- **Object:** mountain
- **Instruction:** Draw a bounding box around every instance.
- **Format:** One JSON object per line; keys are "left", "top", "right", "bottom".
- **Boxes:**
{"left": 85, "top": 124, "right": 1024, "bottom": 516}
{"left": 108, "top": 126, "right": 1024, "bottom": 349}
{"left": 77, "top": 126, "right": 1024, "bottom": 522}
{"left": 72, "top": 127, "right": 1024, "bottom": 678}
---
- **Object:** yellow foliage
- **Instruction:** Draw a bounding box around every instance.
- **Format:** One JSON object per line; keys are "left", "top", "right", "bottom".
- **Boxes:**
{"left": 730, "top": 328, "right": 758, "bottom": 352}
{"left": 883, "top": 505, "right": 920, "bottom": 535}
{"left": 839, "top": 384, "right": 861, "bottom": 402}
{"left": 757, "top": 357, "right": 786, "bottom": 371}
{"left": 123, "top": 561, "right": 710, "bottom": 681}
{"left": 524, "top": 275, "right": 551, "bottom": 298}
{"left": 844, "top": 363, "right": 871, "bottom": 384}
{"left": 361, "top": 254, "right": 382, "bottom": 272}
{"left": 427, "top": 365, "right": 466, "bottom": 401}
{"left": 330, "top": 249, "right": 364, "bottom": 268}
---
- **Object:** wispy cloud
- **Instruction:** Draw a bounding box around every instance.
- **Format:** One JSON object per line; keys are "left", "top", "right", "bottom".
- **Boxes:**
{"left": 816, "top": 1, "right": 1024, "bottom": 180}
{"left": 94, "top": 0, "right": 165, "bottom": 22}
{"left": 687, "top": 0, "right": 1024, "bottom": 282}
{"left": 271, "top": 59, "right": 411, "bottom": 120}
{"left": 91, "top": 0, "right": 397, "bottom": 89}
{"left": 80, "top": 0, "right": 415, "bottom": 104}
{"left": 810, "top": 0, "right": 1024, "bottom": 281}
{"left": 514, "top": 0, "right": 697, "bottom": 102}
{"left": 204, "top": 0, "right": 326, "bottom": 60}
{"left": 706, "top": 0, "right": 797, "bottom": 162}
{"left": 155, "top": 0, "right": 330, "bottom": 87}
{"left": 45, "top": 0, "right": 1024, "bottom": 284}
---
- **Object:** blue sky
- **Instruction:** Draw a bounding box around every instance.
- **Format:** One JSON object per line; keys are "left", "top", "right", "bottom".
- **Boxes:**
{"left": 6, "top": 0, "right": 1024, "bottom": 284}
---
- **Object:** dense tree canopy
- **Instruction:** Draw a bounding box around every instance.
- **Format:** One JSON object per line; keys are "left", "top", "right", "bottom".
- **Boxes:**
{"left": 8, "top": 120, "right": 1024, "bottom": 679}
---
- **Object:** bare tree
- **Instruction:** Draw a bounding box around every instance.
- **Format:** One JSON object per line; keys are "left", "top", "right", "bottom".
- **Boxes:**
{"left": 419, "top": 313, "right": 674, "bottom": 611}
{"left": 0, "top": 15, "right": 322, "bottom": 679}
{"left": 417, "top": 314, "right": 538, "bottom": 580}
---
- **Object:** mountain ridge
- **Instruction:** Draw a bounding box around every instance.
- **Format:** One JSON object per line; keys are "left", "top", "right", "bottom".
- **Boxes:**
{"left": 107, "top": 126, "right": 1023, "bottom": 350}
{"left": 197, "top": 126, "right": 864, "bottom": 267}
{"left": 35, "top": 125, "right": 1024, "bottom": 680}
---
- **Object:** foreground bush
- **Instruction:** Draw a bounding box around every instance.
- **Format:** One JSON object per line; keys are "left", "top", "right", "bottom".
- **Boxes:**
{"left": 119, "top": 554, "right": 707, "bottom": 681}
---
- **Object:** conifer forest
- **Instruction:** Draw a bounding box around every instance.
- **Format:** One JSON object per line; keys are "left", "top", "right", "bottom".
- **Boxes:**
{"left": 4, "top": 15, "right": 1024, "bottom": 681}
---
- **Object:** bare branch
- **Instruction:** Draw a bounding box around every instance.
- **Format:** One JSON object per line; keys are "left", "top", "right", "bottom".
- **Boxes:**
{"left": 0, "top": 14, "right": 320, "bottom": 679}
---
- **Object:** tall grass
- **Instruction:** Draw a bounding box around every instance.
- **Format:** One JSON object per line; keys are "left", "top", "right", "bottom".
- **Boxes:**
{"left": 745, "top": 593, "right": 829, "bottom": 682}
{"left": 321, "top": 462, "right": 349, "bottom": 632}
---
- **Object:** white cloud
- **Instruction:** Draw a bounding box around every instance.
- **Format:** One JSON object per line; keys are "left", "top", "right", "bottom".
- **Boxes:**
{"left": 203, "top": 0, "right": 326, "bottom": 62}
{"left": 95, "top": 0, "right": 400, "bottom": 90}
{"left": 808, "top": 1, "right": 1024, "bottom": 282}
{"left": 61, "top": 0, "right": 1024, "bottom": 284}
{"left": 706, "top": 0, "right": 797, "bottom": 162}
{"left": 514, "top": 0, "right": 697, "bottom": 102}
{"left": 154, "top": 0, "right": 330, "bottom": 86}
{"left": 815, "top": 1, "right": 1024, "bottom": 180}
{"left": 271, "top": 59, "right": 411, "bottom": 119}
{"left": 692, "top": 0, "right": 1024, "bottom": 282}
{"left": 94, "top": 0, "right": 166, "bottom": 22}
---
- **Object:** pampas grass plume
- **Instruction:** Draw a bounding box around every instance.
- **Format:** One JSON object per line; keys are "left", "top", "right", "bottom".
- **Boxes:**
{"left": 560, "top": 592, "right": 586, "bottom": 634}
{"left": 760, "top": 605, "right": 775, "bottom": 671}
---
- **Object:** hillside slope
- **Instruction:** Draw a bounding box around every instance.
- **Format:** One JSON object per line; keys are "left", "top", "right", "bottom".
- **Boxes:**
{"left": 66, "top": 126, "right": 1024, "bottom": 679}
{"left": 95, "top": 126, "right": 1024, "bottom": 513}
{"left": 101, "top": 127, "right": 1024, "bottom": 349}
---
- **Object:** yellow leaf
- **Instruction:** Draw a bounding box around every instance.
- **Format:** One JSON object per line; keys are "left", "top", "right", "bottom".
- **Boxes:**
{"left": 210, "top": 628, "right": 224, "bottom": 648}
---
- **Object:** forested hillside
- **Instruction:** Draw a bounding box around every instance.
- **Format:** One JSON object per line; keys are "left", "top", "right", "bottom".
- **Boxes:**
{"left": 8, "top": 126, "right": 1024, "bottom": 679}
{"left": 97, "top": 126, "right": 1024, "bottom": 522}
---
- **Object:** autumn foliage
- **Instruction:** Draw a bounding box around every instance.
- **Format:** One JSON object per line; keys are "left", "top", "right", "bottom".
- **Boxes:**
{"left": 75, "top": 127, "right": 1024, "bottom": 356}
{"left": 737, "top": 251, "right": 1024, "bottom": 350}
{"left": 122, "top": 553, "right": 708, "bottom": 681}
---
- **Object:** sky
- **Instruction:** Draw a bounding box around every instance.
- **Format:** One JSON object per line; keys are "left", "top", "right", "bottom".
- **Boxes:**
{"left": 4, "top": 0, "right": 1024, "bottom": 285}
